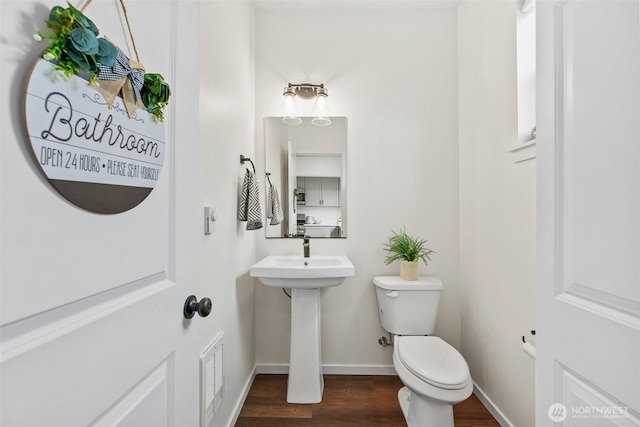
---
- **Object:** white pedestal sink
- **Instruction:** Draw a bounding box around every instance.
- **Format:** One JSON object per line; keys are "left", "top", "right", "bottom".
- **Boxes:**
{"left": 250, "top": 255, "right": 355, "bottom": 403}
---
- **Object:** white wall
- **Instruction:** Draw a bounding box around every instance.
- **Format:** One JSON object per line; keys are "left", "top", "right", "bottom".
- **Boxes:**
{"left": 458, "top": 1, "right": 536, "bottom": 426}
{"left": 254, "top": 4, "right": 460, "bottom": 369}
{"left": 199, "top": 1, "right": 257, "bottom": 425}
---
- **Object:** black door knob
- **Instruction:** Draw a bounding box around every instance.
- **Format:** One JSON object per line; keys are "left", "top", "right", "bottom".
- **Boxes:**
{"left": 183, "top": 295, "right": 212, "bottom": 319}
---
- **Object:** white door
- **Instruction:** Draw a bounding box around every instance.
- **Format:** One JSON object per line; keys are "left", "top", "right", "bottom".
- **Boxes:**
{"left": 288, "top": 141, "right": 297, "bottom": 236}
{"left": 537, "top": 1, "right": 640, "bottom": 425}
{"left": 0, "top": 1, "right": 201, "bottom": 426}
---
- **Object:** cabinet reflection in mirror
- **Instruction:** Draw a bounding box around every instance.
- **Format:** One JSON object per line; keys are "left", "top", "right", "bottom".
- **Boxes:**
{"left": 264, "top": 117, "right": 347, "bottom": 238}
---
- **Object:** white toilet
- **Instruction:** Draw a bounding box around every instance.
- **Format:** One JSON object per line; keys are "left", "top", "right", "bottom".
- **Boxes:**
{"left": 373, "top": 276, "right": 473, "bottom": 427}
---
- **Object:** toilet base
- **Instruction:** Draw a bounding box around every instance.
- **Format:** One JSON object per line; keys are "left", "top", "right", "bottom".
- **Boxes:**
{"left": 398, "top": 386, "right": 454, "bottom": 427}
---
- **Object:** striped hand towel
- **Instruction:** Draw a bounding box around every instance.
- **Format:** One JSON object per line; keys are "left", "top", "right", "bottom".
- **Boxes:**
{"left": 267, "top": 182, "right": 284, "bottom": 225}
{"left": 238, "top": 169, "right": 263, "bottom": 230}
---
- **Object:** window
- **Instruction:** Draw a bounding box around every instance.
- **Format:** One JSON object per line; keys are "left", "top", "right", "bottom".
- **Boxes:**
{"left": 510, "top": 0, "right": 537, "bottom": 162}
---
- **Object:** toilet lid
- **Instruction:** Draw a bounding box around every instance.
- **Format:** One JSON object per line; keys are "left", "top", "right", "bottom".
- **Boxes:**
{"left": 397, "top": 336, "right": 470, "bottom": 390}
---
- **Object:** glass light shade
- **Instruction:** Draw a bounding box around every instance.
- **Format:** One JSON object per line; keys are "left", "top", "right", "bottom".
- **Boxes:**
{"left": 283, "top": 116, "right": 303, "bottom": 125}
{"left": 311, "top": 116, "right": 331, "bottom": 126}
{"left": 282, "top": 89, "right": 302, "bottom": 125}
{"left": 311, "top": 92, "right": 331, "bottom": 126}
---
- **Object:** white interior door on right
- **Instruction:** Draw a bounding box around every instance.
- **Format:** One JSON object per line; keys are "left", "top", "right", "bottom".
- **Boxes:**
{"left": 537, "top": 1, "right": 640, "bottom": 425}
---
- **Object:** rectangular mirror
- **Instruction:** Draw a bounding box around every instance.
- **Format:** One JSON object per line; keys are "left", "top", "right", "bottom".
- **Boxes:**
{"left": 264, "top": 117, "right": 347, "bottom": 238}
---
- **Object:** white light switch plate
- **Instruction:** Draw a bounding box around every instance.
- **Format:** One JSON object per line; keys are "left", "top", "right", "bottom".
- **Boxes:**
{"left": 204, "top": 206, "right": 217, "bottom": 235}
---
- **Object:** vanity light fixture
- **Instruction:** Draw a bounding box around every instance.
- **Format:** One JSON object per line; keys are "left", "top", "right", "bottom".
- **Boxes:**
{"left": 282, "top": 83, "right": 332, "bottom": 126}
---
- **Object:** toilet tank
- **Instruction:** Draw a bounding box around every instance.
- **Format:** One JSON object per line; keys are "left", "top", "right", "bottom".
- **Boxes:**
{"left": 373, "top": 276, "right": 442, "bottom": 335}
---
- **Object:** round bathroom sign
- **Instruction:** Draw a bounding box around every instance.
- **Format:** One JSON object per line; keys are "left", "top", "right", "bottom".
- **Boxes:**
{"left": 23, "top": 58, "right": 166, "bottom": 214}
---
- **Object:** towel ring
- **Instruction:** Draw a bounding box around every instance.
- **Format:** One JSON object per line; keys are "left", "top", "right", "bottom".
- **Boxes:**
{"left": 240, "top": 155, "right": 255, "bottom": 173}
{"left": 522, "top": 330, "right": 536, "bottom": 343}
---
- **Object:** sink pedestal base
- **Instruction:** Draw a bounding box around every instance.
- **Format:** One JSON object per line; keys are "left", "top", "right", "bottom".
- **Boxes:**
{"left": 287, "top": 288, "right": 324, "bottom": 403}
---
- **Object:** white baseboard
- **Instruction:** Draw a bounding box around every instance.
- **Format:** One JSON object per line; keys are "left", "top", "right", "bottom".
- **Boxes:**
{"left": 227, "top": 365, "right": 257, "bottom": 427}
{"left": 255, "top": 363, "right": 288, "bottom": 374}
{"left": 256, "top": 363, "right": 397, "bottom": 376}
{"left": 473, "top": 382, "right": 514, "bottom": 427}
{"left": 324, "top": 364, "right": 397, "bottom": 375}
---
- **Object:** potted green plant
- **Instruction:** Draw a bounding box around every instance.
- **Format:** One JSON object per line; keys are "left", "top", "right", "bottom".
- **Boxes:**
{"left": 384, "top": 228, "right": 435, "bottom": 280}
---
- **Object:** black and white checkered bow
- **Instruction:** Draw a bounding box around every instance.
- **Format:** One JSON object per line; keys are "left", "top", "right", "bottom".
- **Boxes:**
{"left": 97, "top": 47, "right": 144, "bottom": 101}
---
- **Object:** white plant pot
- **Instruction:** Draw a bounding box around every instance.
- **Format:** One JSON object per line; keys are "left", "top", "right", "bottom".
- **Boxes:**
{"left": 400, "top": 260, "right": 419, "bottom": 281}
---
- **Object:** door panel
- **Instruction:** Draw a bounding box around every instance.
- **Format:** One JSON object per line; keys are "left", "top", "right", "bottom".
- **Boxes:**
{"left": 0, "top": 192, "right": 169, "bottom": 324}
{"left": 558, "top": 0, "right": 639, "bottom": 306}
{"left": 537, "top": 0, "right": 640, "bottom": 425}
{"left": 92, "top": 359, "right": 171, "bottom": 427}
{"left": 1, "top": 279, "right": 176, "bottom": 426}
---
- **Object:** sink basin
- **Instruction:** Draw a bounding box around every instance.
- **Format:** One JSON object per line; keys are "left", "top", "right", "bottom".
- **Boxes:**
{"left": 250, "top": 255, "right": 355, "bottom": 403}
{"left": 250, "top": 255, "right": 354, "bottom": 288}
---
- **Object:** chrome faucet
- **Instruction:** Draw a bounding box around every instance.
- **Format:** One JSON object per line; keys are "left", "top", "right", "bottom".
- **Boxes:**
{"left": 303, "top": 238, "right": 310, "bottom": 258}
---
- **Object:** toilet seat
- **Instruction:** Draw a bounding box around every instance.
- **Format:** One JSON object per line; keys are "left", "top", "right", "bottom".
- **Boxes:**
{"left": 396, "top": 336, "right": 470, "bottom": 390}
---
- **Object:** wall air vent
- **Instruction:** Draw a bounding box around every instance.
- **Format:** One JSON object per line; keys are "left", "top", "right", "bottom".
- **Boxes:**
{"left": 200, "top": 332, "right": 224, "bottom": 427}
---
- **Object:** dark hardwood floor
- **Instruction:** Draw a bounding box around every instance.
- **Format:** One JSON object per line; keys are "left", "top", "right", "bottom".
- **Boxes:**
{"left": 236, "top": 374, "right": 500, "bottom": 426}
